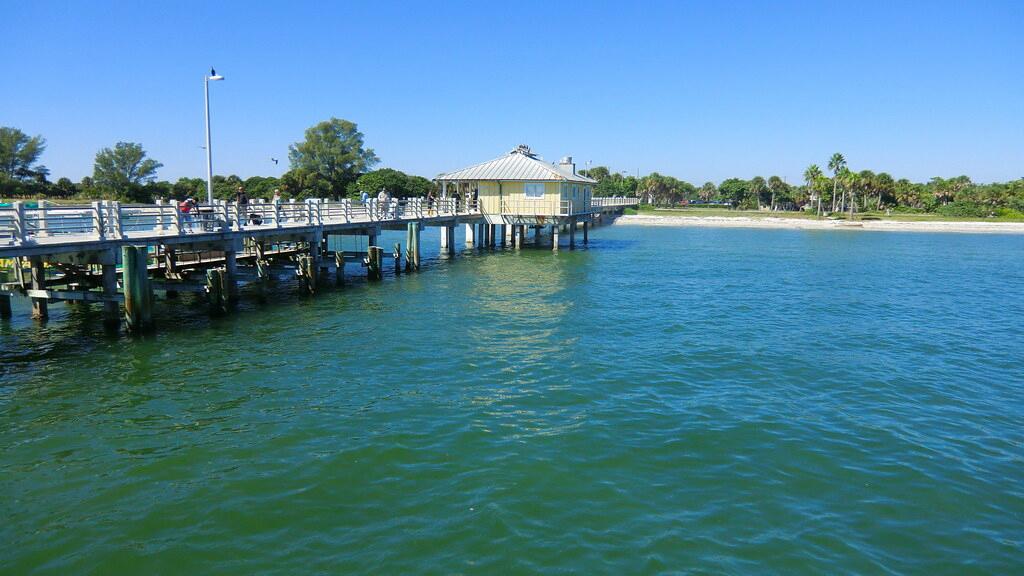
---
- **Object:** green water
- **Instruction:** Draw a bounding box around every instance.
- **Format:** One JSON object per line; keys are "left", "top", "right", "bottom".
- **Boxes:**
{"left": 2, "top": 225, "right": 1023, "bottom": 574}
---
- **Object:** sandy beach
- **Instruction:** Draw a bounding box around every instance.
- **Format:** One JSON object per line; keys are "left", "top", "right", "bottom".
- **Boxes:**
{"left": 615, "top": 214, "right": 1024, "bottom": 235}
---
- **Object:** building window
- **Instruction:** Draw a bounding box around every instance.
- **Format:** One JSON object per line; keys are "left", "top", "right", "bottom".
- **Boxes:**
{"left": 525, "top": 183, "right": 545, "bottom": 198}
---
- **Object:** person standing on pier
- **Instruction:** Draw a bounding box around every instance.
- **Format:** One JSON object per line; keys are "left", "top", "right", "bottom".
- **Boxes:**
{"left": 426, "top": 189, "right": 435, "bottom": 216}
{"left": 377, "top": 187, "right": 390, "bottom": 219}
{"left": 453, "top": 189, "right": 462, "bottom": 213}
{"left": 179, "top": 197, "right": 196, "bottom": 232}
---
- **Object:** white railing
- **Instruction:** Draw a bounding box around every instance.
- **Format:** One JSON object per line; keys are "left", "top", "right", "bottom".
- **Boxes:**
{"left": 0, "top": 196, "right": 475, "bottom": 248}
{"left": 591, "top": 196, "right": 639, "bottom": 209}
{"left": 0, "top": 195, "right": 628, "bottom": 248}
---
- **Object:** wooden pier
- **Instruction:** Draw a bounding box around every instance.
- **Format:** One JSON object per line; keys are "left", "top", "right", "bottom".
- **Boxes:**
{"left": 0, "top": 196, "right": 636, "bottom": 332}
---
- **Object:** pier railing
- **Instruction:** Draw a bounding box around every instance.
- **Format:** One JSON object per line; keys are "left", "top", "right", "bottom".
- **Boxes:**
{"left": 0, "top": 195, "right": 629, "bottom": 248}
{"left": 0, "top": 197, "right": 479, "bottom": 248}
{"left": 498, "top": 196, "right": 638, "bottom": 216}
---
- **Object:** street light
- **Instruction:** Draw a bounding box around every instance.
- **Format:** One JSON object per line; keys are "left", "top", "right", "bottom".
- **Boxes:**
{"left": 204, "top": 67, "right": 224, "bottom": 205}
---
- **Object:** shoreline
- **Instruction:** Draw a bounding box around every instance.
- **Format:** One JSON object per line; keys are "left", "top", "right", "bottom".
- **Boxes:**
{"left": 614, "top": 214, "right": 1024, "bottom": 235}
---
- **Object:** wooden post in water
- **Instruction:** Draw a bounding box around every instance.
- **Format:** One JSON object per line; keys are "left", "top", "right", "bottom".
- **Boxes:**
{"left": 296, "top": 254, "right": 317, "bottom": 295}
{"left": 407, "top": 222, "right": 421, "bottom": 270}
{"left": 568, "top": 217, "right": 576, "bottom": 250}
{"left": 439, "top": 225, "right": 448, "bottom": 252}
{"left": 206, "top": 268, "right": 227, "bottom": 314}
{"left": 29, "top": 256, "right": 47, "bottom": 320}
{"left": 551, "top": 224, "right": 559, "bottom": 252}
{"left": 122, "top": 246, "right": 154, "bottom": 332}
{"left": 534, "top": 226, "right": 541, "bottom": 244}
{"left": 367, "top": 246, "right": 383, "bottom": 280}
{"left": 224, "top": 243, "right": 239, "bottom": 303}
{"left": 583, "top": 220, "right": 589, "bottom": 244}
{"left": 334, "top": 250, "right": 345, "bottom": 286}
{"left": 101, "top": 251, "right": 119, "bottom": 328}
{"left": 0, "top": 292, "right": 11, "bottom": 319}
{"left": 464, "top": 222, "right": 475, "bottom": 246}
{"left": 393, "top": 242, "right": 402, "bottom": 274}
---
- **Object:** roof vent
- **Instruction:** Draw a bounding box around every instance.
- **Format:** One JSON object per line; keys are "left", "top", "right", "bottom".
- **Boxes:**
{"left": 559, "top": 156, "right": 575, "bottom": 175}
{"left": 512, "top": 144, "right": 536, "bottom": 158}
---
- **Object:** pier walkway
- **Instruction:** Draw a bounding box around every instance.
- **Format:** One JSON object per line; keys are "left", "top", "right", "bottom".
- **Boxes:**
{"left": 0, "top": 196, "right": 636, "bottom": 331}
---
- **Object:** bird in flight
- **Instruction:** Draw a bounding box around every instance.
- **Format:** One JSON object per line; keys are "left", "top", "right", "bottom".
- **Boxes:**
{"left": 271, "top": 158, "right": 279, "bottom": 165}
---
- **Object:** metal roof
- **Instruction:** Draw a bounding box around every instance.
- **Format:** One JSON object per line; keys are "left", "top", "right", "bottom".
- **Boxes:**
{"left": 437, "top": 146, "right": 597, "bottom": 184}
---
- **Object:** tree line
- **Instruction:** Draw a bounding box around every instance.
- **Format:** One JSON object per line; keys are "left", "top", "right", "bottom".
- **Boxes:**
{"left": 4, "top": 123, "right": 1023, "bottom": 218}
{"left": 580, "top": 153, "right": 1024, "bottom": 218}
{"left": 0, "top": 119, "right": 430, "bottom": 204}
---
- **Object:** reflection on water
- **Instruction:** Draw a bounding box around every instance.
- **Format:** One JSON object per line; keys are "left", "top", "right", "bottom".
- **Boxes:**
{"left": 2, "top": 225, "right": 1024, "bottom": 574}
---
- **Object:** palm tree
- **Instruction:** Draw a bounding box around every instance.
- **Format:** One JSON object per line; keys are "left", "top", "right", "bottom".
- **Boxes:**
{"left": 699, "top": 182, "right": 717, "bottom": 202}
{"left": 749, "top": 176, "right": 767, "bottom": 210}
{"left": 858, "top": 170, "right": 876, "bottom": 211}
{"left": 841, "top": 168, "right": 858, "bottom": 219}
{"left": 767, "top": 176, "right": 787, "bottom": 211}
{"left": 804, "top": 164, "right": 823, "bottom": 216}
{"left": 875, "top": 172, "right": 893, "bottom": 210}
{"left": 827, "top": 153, "right": 846, "bottom": 213}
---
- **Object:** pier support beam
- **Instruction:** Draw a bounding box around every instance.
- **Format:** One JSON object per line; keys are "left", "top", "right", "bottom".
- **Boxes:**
{"left": 0, "top": 293, "right": 11, "bottom": 319}
{"left": 367, "top": 246, "right": 383, "bottom": 280}
{"left": 569, "top": 218, "right": 576, "bottom": 250}
{"left": 406, "top": 222, "right": 421, "bottom": 270}
{"left": 224, "top": 243, "right": 239, "bottom": 303}
{"left": 534, "top": 226, "right": 541, "bottom": 244}
{"left": 102, "top": 260, "right": 119, "bottom": 328}
{"left": 334, "top": 251, "right": 345, "bottom": 286}
{"left": 122, "top": 246, "right": 154, "bottom": 332}
{"left": 583, "top": 221, "right": 589, "bottom": 244}
{"left": 29, "top": 256, "right": 47, "bottom": 320}
{"left": 442, "top": 225, "right": 455, "bottom": 256}
{"left": 488, "top": 224, "right": 497, "bottom": 248}
{"left": 552, "top": 225, "right": 559, "bottom": 251}
{"left": 464, "top": 223, "right": 475, "bottom": 246}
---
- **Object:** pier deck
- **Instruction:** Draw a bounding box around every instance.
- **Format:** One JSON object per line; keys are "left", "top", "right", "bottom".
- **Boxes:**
{"left": 0, "top": 196, "right": 636, "bottom": 331}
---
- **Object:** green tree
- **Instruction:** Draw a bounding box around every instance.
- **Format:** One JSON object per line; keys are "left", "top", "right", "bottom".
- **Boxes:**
{"left": 288, "top": 118, "right": 379, "bottom": 197}
{"left": 719, "top": 178, "right": 749, "bottom": 207}
{"left": 0, "top": 127, "right": 48, "bottom": 181}
{"left": 767, "top": 176, "right": 789, "bottom": 211}
{"left": 804, "top": 164, "right": 823, "bottom": 215}
{"left": 93, "top": 142, "right": 163, "bottom": 202}
{"left": 699, "top": 181, "right": 717, "bottom": 202}
{"left": 580, "top": 166, "right": 610, "bottom": 181}
{"left": 749, "top": 176, "right": 767, "bottom": 210}
{"left": 348, "top": 168, "right": 432, "bottom": 199}
{"left": 828, "top": 152, "right": 846, "bottom": 213}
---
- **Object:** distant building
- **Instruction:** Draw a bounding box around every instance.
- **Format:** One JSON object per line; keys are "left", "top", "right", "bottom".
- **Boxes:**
{"left": 436, "top": 145, "right": 597, "bottom": 225}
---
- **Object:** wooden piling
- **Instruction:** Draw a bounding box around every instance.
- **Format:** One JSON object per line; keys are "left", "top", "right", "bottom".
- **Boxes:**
{"left": 297, "top": 254, "right": 317, "bottom": 294}
{"left": 224, "top": 245, "right": 239, "bottom": 303}
{"left": 394, "top": 242, "right": 402, "bottom": 274}
{"left": 407, "top": 222, "right": 421, "bottom": 270}
{"left": 102, "top": 262, "right": 119, "bottom": 328}
{"left": 206, "top": 268, "right": 227, "bottom": 314}
{"left": 552, "top": 224, "right": 559, "bottom": 252}
{"left": 368, "top": 246, "right": 383, "bottom": 280}
{"left": 334, "top": 250, "right": 345, "bottom": 285}
{"left": 569, "top": 217, "right": 576, "bottom": 250}
{"left": 122, "top": 246, "right": 154, "bottom": 332}
{"left": 29, "top": 256, "right": 47, "bottom": 319}
{"left": 0, "top": 293, "right": 11, "bottom": 319}
{"left": 583, "top": 221, "right": 589, "bottom": 244}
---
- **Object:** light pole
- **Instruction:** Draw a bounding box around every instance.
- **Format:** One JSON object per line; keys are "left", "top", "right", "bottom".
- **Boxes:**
{"left": 204, "top": 67, "right": 225, "bottom": 205}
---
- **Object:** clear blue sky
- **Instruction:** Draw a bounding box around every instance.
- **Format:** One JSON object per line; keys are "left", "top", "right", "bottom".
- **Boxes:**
{"left": 4, "top": 1, "right": 1022, "bottom": 184}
